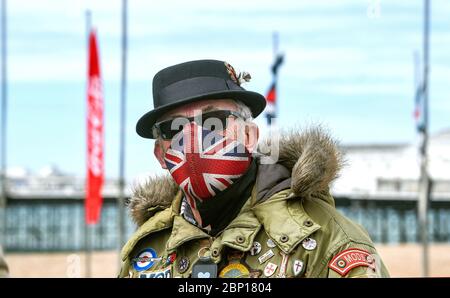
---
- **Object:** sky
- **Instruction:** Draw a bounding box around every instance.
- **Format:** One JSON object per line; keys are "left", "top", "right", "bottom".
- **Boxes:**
{"left": 3, "top": 0, "right": 450, "bottom": 183}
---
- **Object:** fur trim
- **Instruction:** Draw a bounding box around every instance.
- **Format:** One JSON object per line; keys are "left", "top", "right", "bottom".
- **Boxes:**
{"left": 128, "top": 175, "right": 178, "bottom": 226}
{"left": 260, "top": 126, "right": 344, "bottom": 197}
{"left": 129, "top": 126, "right": 344, "bottom": 226}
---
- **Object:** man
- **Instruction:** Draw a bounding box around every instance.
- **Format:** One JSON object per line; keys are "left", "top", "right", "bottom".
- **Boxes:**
{"left": 119, "top": 59, "right": 389, "bottom": 278}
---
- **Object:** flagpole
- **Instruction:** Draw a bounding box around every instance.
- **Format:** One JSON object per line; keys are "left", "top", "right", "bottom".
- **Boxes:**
{"left": 418, "top": 0, "right": 430, "bottom": 277}
{"left": 0, "top": 0, "right": 7, "bottom": 249}
{"left": 273, "top": 31, "right": 278, "bottom": 59}
{"left": 266, "top": 31, "right": 280, "bottom": 128}
{"left": 85, "top": 9, "right": 92, "bottom": 278}
{"left": 413, "top": 51, "right": 421, "bottom": 129}
{"left": 118, "top": 0, "right": 128, "bottom": 271}
{"left": 272, "top": 31, "right": 278, "bottom": 128}
{"left": 414, "top": 51, "right": 420, "bottom": 92}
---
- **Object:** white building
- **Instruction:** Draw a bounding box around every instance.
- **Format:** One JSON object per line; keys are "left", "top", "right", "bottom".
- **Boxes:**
{"left": 333, "top": 129, "right": 450, "bottom": 201}
{"left": 5, "top": 165, "right": 131, "bottom": 198}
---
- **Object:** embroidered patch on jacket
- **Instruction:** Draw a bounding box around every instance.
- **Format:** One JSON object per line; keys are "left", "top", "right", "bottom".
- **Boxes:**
{"left": 139, "top": 266, "right": 171, "bottom": 278}
{"left": 328, "top": 248, "right": 375, "bottom": 276}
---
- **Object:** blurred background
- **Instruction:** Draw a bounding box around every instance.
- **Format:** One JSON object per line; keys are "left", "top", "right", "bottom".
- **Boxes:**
{"left": 1, "top": 0, "right": 449, "bottom": 277}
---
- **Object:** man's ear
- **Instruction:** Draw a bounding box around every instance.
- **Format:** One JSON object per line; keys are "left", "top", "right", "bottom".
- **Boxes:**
{"left": 244, "top": 122, "right": 259, "bottom": 153}
{"left": 154, "top": 140, "right": 168, "bottom": 169}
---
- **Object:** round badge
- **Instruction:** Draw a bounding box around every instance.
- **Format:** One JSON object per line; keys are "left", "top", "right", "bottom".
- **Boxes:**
{"left": 177, "top": 257, "right": 190, "bottom": 274}
{"left": 266, "top": 238, "right": 276, "bottom": 248}
{"left": 302, "top": 238, "right": 317, "bottom": 251}
{"left": 133, "top": 248, "right": 158, "bottom": 272}
{"left": 164, "top": 252, "right": 177, "bottom": 266}
{"left": 219, "top": 263, "right": 250, "bottom": 278}
{"left": 250, "top": 241, "right": 262, "bottom": 256}
{"left": 337, "top": 259, "right": 347, "bottom": 268}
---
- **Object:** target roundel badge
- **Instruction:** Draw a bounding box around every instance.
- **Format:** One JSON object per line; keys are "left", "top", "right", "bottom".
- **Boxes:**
{"left": 133, "top": 248, "right": 158, "bottom": 272}
{"left": 337, "top": 259, "right": 347, "bottom": 268}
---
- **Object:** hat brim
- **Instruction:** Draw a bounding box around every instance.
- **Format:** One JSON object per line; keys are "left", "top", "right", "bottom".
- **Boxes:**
{"left": 136, "top": 90, "right": 267, "bottom": 139}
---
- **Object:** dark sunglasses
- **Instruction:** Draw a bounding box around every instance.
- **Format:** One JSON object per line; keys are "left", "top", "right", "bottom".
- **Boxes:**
{"left": 152, "top": 110, "right": 244, "bottom": 140}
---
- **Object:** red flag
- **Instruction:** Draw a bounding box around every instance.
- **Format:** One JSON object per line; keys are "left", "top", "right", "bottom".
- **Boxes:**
{"left": 85, "top": 29, "right": 104, "bottom": 225}
{"left": 265, "top": 82, "right": 276, "bottom": 104}
{"left": 265, "top": 82, "right": 276, "bottom": 125}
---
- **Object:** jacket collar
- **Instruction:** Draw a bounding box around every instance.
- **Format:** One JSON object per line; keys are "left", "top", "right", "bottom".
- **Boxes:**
{"left": 253, "top": 189, "right": 321, "bottom": 254}
{"left": 121, "top": 187, "right": 321, "bottom": 261}
{"left": 165, "top": 192, "right": 261, "bottom": 254}
{"left": 165, "top": 188, "right": 321, "bottom": 256}
{"left": 121, "top": 189, "right": 261, "bottom": 261}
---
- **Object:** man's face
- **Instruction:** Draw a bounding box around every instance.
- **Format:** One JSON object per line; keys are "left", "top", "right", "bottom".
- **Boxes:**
{"left": 153, "top": 99, "right": 259, "bottom": 169}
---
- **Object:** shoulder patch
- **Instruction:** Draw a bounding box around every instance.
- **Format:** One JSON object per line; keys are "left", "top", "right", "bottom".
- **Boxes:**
{"left": 328, "top": 248, "right": 375, "bottom": 276}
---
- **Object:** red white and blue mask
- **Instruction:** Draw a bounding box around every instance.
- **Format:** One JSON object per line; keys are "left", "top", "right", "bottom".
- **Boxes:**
{"left": 164, "top": 122, "right": 252, "bottom": 207}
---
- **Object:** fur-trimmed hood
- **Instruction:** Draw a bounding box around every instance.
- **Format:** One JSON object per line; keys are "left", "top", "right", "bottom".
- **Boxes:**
{"left": 128, "top": 126, "right": 344, "bottom": 226}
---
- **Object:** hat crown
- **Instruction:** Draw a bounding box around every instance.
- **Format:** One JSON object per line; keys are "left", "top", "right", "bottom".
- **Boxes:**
{"left": 152, "top": 59, "right": 244, "bottom": 108}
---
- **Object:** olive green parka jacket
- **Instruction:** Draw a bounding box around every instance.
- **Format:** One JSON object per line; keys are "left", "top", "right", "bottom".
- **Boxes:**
{"left": 119, "top": 128, "right": 390, "bottom": 278}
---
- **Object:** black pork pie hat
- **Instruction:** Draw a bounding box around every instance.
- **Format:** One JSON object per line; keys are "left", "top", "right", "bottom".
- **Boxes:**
{"left": 136, "top": 59, "right": 267, "bottom": 138}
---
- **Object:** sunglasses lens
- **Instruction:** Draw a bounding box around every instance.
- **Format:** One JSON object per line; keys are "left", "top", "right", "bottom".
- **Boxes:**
{"left": 201, "top": 111, "right": 229, "bottom": 131}
{"left": 157, "top": 120, "right": 183, "bottom": 140}
{"left": 155, "top": 110, "right": 240, "bottom": 140}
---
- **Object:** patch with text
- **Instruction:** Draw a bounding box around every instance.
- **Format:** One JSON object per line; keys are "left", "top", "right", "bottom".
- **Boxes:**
{"left": 328, "top": 248, "right": 375, "bottom": 276}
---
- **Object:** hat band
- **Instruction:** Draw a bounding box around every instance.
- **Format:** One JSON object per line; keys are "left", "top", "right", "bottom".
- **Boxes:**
{"left": 156, "top": 76, "right": 244, "bottom": 106}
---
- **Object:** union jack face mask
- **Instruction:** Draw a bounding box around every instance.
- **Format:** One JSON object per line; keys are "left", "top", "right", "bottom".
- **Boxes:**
{"left": 164, "top": 122, "right": 252, "bottom": 208}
